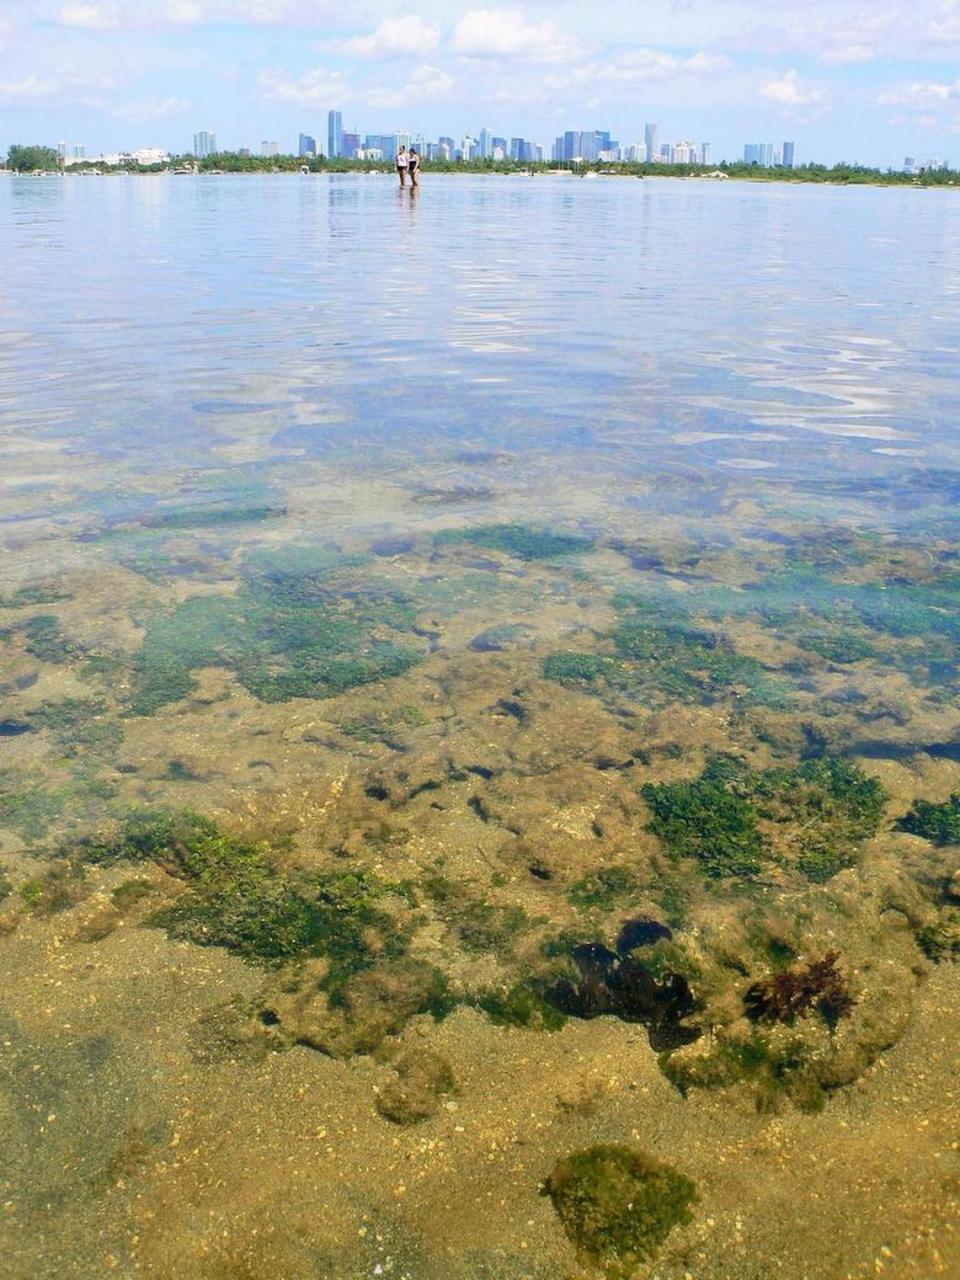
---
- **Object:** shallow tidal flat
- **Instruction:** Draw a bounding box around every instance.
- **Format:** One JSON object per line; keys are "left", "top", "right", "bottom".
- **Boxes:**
{"left": 1, "top": 175, "right": 960, "bottom": 1279}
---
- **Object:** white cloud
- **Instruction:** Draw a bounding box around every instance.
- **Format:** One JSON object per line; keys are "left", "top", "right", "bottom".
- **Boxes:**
{"left": 759, "top": 69, "right": 828, "bottom": 108}
{"left": 58, "top": 2, "right": 121, "bottom": 27}
{"left": 57, "top": 0, "right": 337, "bottom": 28}
{"left": 561, "top": 47, "right": 731, "bottom": 91}
{"left": 113, "top": 93, "right": 189, "bottom": 121}
{"left": 879, "top": 78, "right": 960, "bottom": 106}
{"left": 451, "top": 8, "right": 584, "bottom": 64}
{"left": 0, "top": 68, "right": 114, "bottom": 103}
{"left": 359, "top": 63, "right": 454, "bottom": 109}
{"left": 818, "top": 43, "right": 876, "bottom": 65}
{"left": 339, "top": 15, "right": 440, "bottom": 59}
{"left": 257, "top": 64, "right": 348, "bottom": 105}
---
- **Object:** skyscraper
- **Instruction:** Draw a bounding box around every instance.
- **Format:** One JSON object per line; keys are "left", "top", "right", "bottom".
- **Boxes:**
{"left": 645, "top": 122, "right": 658, "bottom": 164}
{"left": 783, "top": 141, "right": 795, "bottom": 168}
{"left": 478, "top": 128, "right": 492, "bottom": 159}
{"left": 299, "top": 133, "right": 316, "bottom": 157}
{"left": 328, "top": 110, "right": 343, "bottom": 160}
{"left": 700, "top": 142, "right": 711, "bottom": 165}
{"left": 261, "top": 140, "right": 279, "bottom": 157}
{"left": 193, "top": 130, "right": 216, "bottom": 158}
{"left": 744, "top": 143, "right": 774, "bottom": 166}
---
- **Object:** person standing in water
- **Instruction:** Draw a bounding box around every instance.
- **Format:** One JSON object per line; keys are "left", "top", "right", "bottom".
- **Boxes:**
{"left": 396, "top": 145, "right": 408, "bottom": 187}
{"left": 408, "top": 147, "right": 421, "bottom": 188}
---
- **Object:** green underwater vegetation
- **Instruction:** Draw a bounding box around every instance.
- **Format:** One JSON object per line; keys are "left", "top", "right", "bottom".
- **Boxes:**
{"left": 434, "top": 523, "right": 593, "bottom": 561}
{"left": 642, "top": 756, "right": 887, "bottom": 882}
{"left": 898, "top": 793, "right": 960, "bottom": 845}
{"left": 128, "top": 545, "right": 427, "bottom": 713}
{"left": 542, "top": 1144, "right": 697, "bottom": 1274}
{"left": 543, "top": 594, "right": 791, "bottom": 710}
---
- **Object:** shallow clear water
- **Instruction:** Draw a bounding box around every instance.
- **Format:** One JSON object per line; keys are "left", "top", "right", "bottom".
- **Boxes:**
{"left": 2, "top": 174, "right": 960, "bottom": 1280}
{"left": 4, "top": 175, "right": 960, "bottom": 517}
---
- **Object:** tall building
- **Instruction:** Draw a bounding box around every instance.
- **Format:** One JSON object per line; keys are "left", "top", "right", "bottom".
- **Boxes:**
{"left": 509, "top": 138, "right": 537, "bottom": 163}
{"left": 328, "top": 110, "right": 343, "bottom": 159}
{"left": 261, "top": 140, "right": 279, "bottom": 157}
{"left": 782, "top": 141, "right": 795, "bottom": 168}
{"left": 341, "top": 132, "right": 360, "bottom": 159}
{"left": 492, "top": 136, "right": 507, "bottom": 154}
{"left": 478, "top": 127, "right": 492, "bottom": 159}
{"left": 298, "top": 133, "right": 317, "bottom": 157}
{"left": 57, "top": 141, "right": 67, "bottom": 163}
{"left": 73, "top": 145, "right": 85, "bottom": 159}
{"left": 744, "top": 143, "right": 774, "bottom": 166}
{"left": 700, "top": 142, "right": 711, "bottom": 165}
{"left": 645, "top": 122, "right": 658, "bottom": 164}
{"left": 193, "top": 130, "right": 216, "bottom": 157}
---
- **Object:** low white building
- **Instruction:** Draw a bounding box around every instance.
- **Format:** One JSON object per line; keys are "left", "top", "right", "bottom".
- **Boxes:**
{"left": 63, "top": 148, "right": 170, "bottom": 167}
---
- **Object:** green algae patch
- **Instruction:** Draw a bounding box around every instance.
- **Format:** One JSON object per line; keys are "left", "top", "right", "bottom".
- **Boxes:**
{"left": 434, "top": 524, "right": 592, "bottom": 561}
{"left": 541, "top": 653, "right": 620, "bottom": 685}
{"left": 542, "top": 1144, "right": 697, "bottom": 1274}
{"left": 376, "top": 1048, "right": 457, "bottom": 1125}
{"left": 567, "top": 866, "right": 638, "bottom": 911}
{"left": 128, "top": 547, "right": 426, "bottom": 713}
{"left": 643, "top": 757, "right": 887, "bottom": 883}
{"left": 544, "top": 595, "right": 790, "bottom": 710}
{"left": 795, "top": 633, "right": 878, "bottom": 664}
{"left": 140, "top": 501, "right": 286, "bottom": 531}
{"left": 18, "top": 614, "right": 81, "bottom": 664}
{"left": 898, "top": 793, "right": 960, "bottom": 845}
{"left": 0, "top": 782, "right": 67, "bottom": 842}
{"left": 642, "top": 772, "right": 765, "bottom": 880}
{"left": 472, "top": 982, "right": 567, "bottom": 1031}
{"left": 110, "top": 878, "right": 155, "bottom": 911}
{"left": 28, "top": 699, "right": 123, "bottom": 758}
{"left": 751, "top": 757, "right": 888, "bottom": 882}
{"left": 0, "top": 584, "right": 70, "bottom": 609}
{"left": 18, "top": 864, "right": 86, "bottom": 916}
{"left": 68, "top": 811, "right": 412, "bottom": 973}
{"left": 915, "top": 917, "right": 960, "bottom": 961}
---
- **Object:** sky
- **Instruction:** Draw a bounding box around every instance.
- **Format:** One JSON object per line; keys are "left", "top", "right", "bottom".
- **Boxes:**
{"left": 2, "top": 1, "right": 960, "bottom": 165}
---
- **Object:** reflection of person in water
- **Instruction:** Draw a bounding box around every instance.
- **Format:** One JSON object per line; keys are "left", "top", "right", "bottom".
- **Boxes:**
{"left": 396, "top": 145, "right": 408, "bottom": 187}
{"left": 408, "top": 147, "right": 421, "bottom": 188}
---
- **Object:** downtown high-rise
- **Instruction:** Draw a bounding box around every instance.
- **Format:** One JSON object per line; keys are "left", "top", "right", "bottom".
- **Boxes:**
{"left": 328, "top": 110, "right": 343, "bottom": 160}
{"left": 193, "top": 130, "right": 217, "bottom": 158}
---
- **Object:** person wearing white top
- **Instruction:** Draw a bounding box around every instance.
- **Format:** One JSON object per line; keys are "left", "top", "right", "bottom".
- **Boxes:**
{"left": 395, "top": 146, "right": 408, "bottom": 187}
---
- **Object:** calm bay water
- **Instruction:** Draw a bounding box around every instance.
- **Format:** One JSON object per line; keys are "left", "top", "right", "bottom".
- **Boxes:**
{"left": 4, "top": 174, "right": 960, "bottom": 498}
{"left": 2, "top": 175, "right": 960, "bottom": 1280}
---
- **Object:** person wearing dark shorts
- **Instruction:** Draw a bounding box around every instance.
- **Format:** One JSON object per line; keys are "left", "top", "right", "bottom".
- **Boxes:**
{"left": 396, "top": 146, "right": 408, "bottom": 186}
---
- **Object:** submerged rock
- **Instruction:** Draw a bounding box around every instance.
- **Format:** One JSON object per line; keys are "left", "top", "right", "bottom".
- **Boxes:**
{"left": 542, "top": 940, "right": 701, "bottom": 1052}
{"left": 542, "top": 1144, "right": 697, "bottom": 1275}
{"left": 375, "top": 1049, "right": 456, "bottom": 1125}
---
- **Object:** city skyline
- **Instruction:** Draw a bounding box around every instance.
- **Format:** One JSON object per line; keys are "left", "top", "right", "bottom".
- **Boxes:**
{"left": 2, "top": 2, "right": 960, "bottom": 167}
{"left": 45, "top": 116, "right": 807, "bottom": 170}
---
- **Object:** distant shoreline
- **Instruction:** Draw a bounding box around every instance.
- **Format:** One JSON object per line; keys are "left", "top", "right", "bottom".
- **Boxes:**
{"left": 3, "top": 167, "right": 955, "bottom": 190}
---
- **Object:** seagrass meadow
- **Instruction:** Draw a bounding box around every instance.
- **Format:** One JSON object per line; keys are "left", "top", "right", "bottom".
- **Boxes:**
{"left": 1, "top": 173, "right": 959, "bottom": 1279}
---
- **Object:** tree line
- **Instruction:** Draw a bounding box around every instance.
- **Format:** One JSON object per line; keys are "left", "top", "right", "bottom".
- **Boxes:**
{"left": 4, "top": 143, "right": 957, "bottom": 186}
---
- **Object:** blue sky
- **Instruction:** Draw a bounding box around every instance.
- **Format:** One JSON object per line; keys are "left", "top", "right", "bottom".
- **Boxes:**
{"left": 2, "top": 1, "right": 960, "bottom": 164}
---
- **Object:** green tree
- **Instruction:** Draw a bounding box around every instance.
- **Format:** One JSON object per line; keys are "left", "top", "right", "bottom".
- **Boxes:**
{"left": 7, "top": 144, "right": 60, "bottom": 172}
